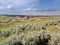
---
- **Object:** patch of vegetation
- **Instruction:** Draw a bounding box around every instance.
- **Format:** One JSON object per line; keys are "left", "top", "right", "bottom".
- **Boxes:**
{"left": 0, "top": 16, "right": 60, "bottom": 45}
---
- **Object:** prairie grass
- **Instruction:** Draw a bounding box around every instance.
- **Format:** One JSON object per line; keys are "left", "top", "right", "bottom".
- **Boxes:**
{"left": 0, "top": 16, "right": 60, "bottom": 45}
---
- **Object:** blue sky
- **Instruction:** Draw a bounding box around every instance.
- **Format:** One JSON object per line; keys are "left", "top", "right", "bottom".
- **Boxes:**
{"left": 0, "top": 0, "right": 60, "bottom": 15}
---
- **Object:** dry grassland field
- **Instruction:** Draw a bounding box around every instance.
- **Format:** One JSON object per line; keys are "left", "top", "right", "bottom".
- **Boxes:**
{"left": 0, "top": 15, "right": 60, "bottom": 45}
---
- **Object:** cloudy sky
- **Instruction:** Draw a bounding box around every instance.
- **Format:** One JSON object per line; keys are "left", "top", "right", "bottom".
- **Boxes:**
{"left": 0, "top": 0, "right": 60, "bottom": 15}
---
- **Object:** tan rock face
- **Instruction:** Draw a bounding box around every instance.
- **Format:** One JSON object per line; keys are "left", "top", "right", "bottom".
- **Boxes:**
{"left": 11, "top": 16, "right": 22, "bottom": 23}
{"left": 10, "top": 16, "right": 43, "bottom": 23}
{"left": 29, "top": 17, "right": 43, "bottom": 22}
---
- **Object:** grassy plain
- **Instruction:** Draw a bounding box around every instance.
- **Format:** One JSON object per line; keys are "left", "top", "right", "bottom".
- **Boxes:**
{"left": 0, "top": 15, "right": 60, "bottom": 45}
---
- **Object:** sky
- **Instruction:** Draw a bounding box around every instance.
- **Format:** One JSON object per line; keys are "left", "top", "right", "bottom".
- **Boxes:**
{"left": 0, "top": 0, "right": 60, "bottom": 15}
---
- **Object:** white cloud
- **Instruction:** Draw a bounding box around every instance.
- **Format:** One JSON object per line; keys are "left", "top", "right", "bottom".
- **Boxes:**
{"left": 22, "top": 7, "right": 38, "bottom": 12}
{"left": 22, "top": 4, "right": 37, "bottom": 11}
{"left": 20, "top": 11, "right": 60, "bottom": 15}
{"left": 0, "top": 5, "right": 13, "bottom": 10}
{"left": 23, "top": 8, "right": 32, "bottom": 11}
{"left": 6, "top": 5, "right": 13, "bottom": 9}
